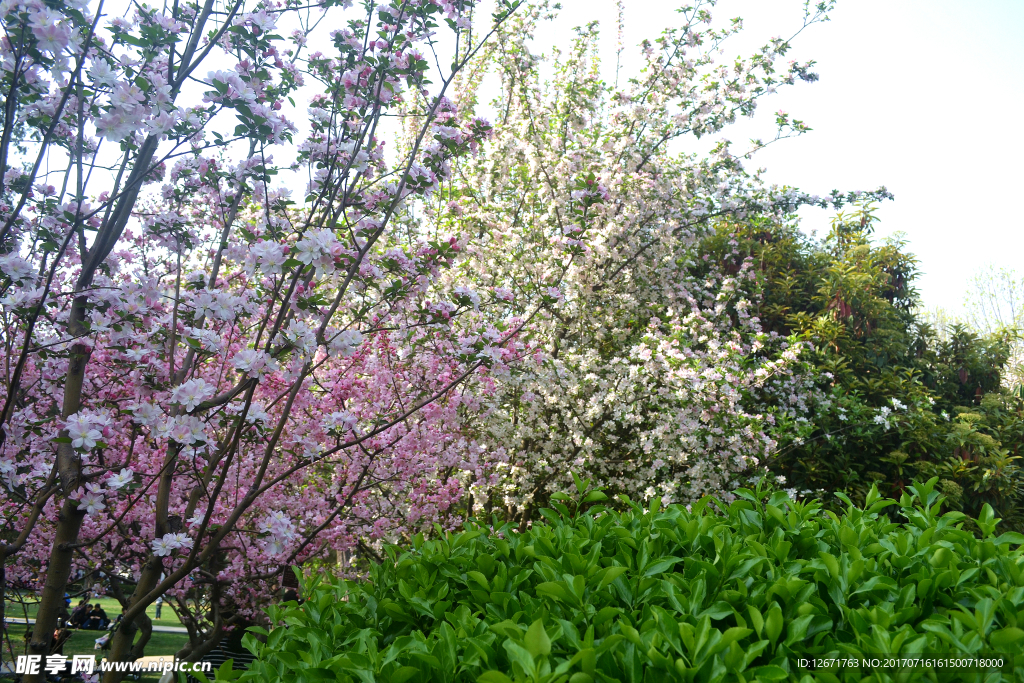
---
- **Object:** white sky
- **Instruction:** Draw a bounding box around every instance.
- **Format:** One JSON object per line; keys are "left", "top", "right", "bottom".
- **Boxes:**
{"left": 528, "top": 0, "right": 1024, "bottom": 314}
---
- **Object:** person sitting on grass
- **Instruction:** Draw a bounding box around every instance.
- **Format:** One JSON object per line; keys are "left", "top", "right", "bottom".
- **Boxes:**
{"left": 84, "top": 604, "right": 108, "bottom": 630}
{"left": 70, "top": 599, "right": 90, "bottom": 628}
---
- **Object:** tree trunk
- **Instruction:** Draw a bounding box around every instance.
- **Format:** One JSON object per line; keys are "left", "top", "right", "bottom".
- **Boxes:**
{"left": 101, "top": 556, "right": 163, "bottom": 683}
{"left": 23, "top": 498, "right": 86, "bottom": 680}
{"left": 22, "top": 132, "right": 159, "bottom": 680}
{"left": 23, "top": 335, "right": 91, "bottom": 683}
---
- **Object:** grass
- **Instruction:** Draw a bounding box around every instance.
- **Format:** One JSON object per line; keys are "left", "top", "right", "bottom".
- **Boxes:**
{"left": 6, "top": 593, "right": 190, "bottom": 681}
{"left": 4, "top": 593, "right": 183, "bottom": 629}
{"left": 5, "top": 628, "right": 189, "bottom": 683}
{"left": 5, "top": 626, "right": 189, "bottom": 658}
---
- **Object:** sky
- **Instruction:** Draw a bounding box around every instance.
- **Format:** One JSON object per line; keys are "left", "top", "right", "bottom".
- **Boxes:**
{"left": 524, "top": 0, "right": 1024, "bottom": 314}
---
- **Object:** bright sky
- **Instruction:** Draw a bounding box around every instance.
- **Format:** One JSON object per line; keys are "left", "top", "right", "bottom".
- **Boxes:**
{"left": 530, "top": 0, "right": 1024, "bottom": 314}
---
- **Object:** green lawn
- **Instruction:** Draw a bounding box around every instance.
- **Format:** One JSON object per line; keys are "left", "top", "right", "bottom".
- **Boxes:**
{"left": 4, "top": 593, "right": 183, "bottom": 628}
{"left": 4, "top": 624, "right": 189, "bottom": 658}
{"left": 6, "top": 593, "right": 190, "bottom": 680}
{"left": 5, "top": 626, "right": 189, "bottom": 683}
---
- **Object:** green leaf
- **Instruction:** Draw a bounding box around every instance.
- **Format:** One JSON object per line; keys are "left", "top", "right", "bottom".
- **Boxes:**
{"left": 391, "top": 666, "right": 421, "bottom": 683}
{"left": 594, "top": 606, "right": 621, "bottom": 626}
{"left": 642, "top": 557, "right": 682, "bottom": 578}
{"left": 525, "top": 618, "right": 551, "bottom": 657}
{"left": 477, "top": 672, "right": 514, "bottom": 683}
{"left": 992, "top": 532, "right": 1024, "bottom": 546}
{"left": 503, "top": 639, "right": 537, "bottom": 677}
{"left": 466, "top": 571, "right": 489, "bottom": 590}
{"left": 818, "top": 551, "right": 839, "bottom": 579}
{"left": 536, "top": 582, "right": 573, "bottom": 603}
{"left": 747, "top": 606, "right": 764, "bottom": 637}
{"left": 990, "top": 627, "right": 1024, "bottom": 648}
{"left": 620, "top": 623, "right": 642, "bottom": 647}
{"left": 765, "top": 606, "right": 783, "bottom": 644}
{"left": 453, "top": 529, "right": 482, "bottom": 549}
{"left": 595, "top": 566, "right": 629, "bottom": 589}
{"left": 752, "top": 665, "right": 789, "bottom": 681}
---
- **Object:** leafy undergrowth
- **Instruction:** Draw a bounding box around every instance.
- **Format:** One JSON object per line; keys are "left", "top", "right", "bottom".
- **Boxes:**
{"left": 229, "top": 478, "right": 1024, "bottom": 683}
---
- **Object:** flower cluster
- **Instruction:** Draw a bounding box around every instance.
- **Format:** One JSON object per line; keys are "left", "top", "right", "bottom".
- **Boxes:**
{"left": 0, "top": 0, "right": 520, "bottom": 667}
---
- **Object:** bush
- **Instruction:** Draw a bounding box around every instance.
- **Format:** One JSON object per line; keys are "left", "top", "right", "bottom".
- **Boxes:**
{"left": 698, "top": 208, "right": 1024, "bottom": 527}
{"left": 229, "top": 478, "right": 1024, "bottom": 683}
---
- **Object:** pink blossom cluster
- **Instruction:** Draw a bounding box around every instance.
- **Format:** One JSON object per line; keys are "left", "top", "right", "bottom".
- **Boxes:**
{"left": 0, "top": 0, "right": 515, "bottom": 674}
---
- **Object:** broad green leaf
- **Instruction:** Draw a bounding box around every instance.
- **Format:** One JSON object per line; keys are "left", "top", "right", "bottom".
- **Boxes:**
{"left": 391, "top": 667, "right": 421, "bottom": 683}
{"left": 990, "top": 627, "right": 1024, "bottom": 648}
{"left": 752, "top": 665, "right": 789, "bottom": 681}
{"left": 525, "top": 619, "right": 551, "bottom": 657}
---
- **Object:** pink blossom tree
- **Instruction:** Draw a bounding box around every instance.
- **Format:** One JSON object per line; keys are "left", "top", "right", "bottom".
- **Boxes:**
{"left": 0, "top": 0, "right": 527, "bottom": 677}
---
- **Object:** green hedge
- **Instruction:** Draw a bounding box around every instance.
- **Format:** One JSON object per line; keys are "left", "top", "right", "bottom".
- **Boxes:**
{"left": 228, "top": 478, "right": 1024, "bottom": 683}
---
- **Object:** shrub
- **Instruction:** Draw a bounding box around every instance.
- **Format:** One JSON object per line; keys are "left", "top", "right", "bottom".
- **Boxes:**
{"left": 228, "top": 478, "right": 1024, "bottom": 683}
{"left": 698, "top": 208, "right": 1024, "bottom": 528}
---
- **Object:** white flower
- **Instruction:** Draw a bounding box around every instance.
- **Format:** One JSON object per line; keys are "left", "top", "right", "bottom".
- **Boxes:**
{"left": 283, "top": 320, "right": 317, "bottom": 356}
{"left": 0, "top": 286, "right": 44, "bottom": 308}
{"left": 453, "top": 286, "right": 480, "bottom": 310}
{"left": 477, "top": 345, "right": 504, "bottom": 364}
{"left": 184, "top": 327, "right": 224, "bottom": 353}
{"left": 293, "top": 228, "right": 340, "bottom": 275}
{"left": 170, "top": 378, "right": 215, "bottom": 411}
{"left": 30, "top": 11, "right": 70, "bottom": 53}
{"left": 166, "top": 415, "right": 209, "bottom": 445}
{"left": 151, "top": 532, "right": 193, "bottom": 557}
{"left": 330, "top": 329, "right": 363, "bottom": 357}
{"left": 167, "top": 532, "right": 194, "bottom": 550}
{"left": 249, "top": 241, "right": 287, "bottom": 275}
{"left": 129, "top": 402, "right": 164, "bottom": 427}
{"left": 66, "top": 413, "right": 104, "bottom": 450}
{"left": 323, "top": 410, "right": 357, "bottom": 434}
{"left": 231, "top": 349, "right": 279, "bottom": 380}
{"left": 259, "top": 510, "right": 297, "bottom": 556}
{"left": 78, "top": 491, "right": 105, "bottom": 515}
{"left": 88, "top": 59, "right": 118, "bottom": 87}
{"left": 151, "top": 537, "right": 174, "bottom": 556}
{"left": 249, "top": 9, "right": 276, "bottom": 32}
{"left": 890, "top": 398, "right": 907, "bottom": 411}
{"left": 245, "top": 402, "right": 270, "bottom": 425}
{"left": 0, "top": 253, "right": 36, "bottom": 284}
{"left": 106, "top": 468, "right": 134, "bottom": 490}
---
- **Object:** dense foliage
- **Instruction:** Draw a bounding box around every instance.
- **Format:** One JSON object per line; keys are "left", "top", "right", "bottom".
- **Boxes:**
{"left": 696, "top": 208, "right": 1024, "bottom": 528}
{"left": 230, "top": 477, "right": 1024, "bottom": 683}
